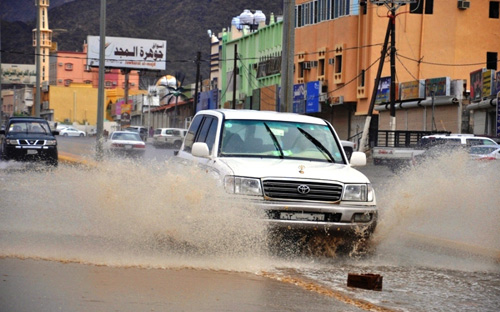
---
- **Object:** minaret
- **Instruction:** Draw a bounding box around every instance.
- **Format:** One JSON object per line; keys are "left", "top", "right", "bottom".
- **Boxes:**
{"left": 32, "top": 0, "right": 52, "bottom": 83}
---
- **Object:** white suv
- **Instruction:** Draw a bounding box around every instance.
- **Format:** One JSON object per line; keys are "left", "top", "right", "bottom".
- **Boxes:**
{"left": 153, "top": 128, "right": 187, "bottom": 149}
{"left": 176, "top": 109, "right": 377, "bottom": 238}
{"left": 420, "top": 134, "right": 497, "bottom": 148}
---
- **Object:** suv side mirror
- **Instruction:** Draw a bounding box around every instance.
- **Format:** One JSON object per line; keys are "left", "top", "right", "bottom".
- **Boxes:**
{"left": 191, "top": 142, "right": 210, "bottom": 158}
{"left": 349, "top": 152, "right": 367, "bottom": 167}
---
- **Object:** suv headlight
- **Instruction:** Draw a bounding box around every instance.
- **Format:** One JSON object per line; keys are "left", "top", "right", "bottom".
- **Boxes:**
{"left": 6, "top": 139, "right": 19, "bottom": 145}
{"left": 45, "top": 140, "right": 57, "bottom": 146}
{"left": 342, "top": 184, "right": 374, "bottom": 202}
{"left": 224, "top": 176, "right": 262, "bottom": 196}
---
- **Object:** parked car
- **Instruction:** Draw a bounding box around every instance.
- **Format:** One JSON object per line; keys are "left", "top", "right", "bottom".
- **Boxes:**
{"left": 103, "top": 131, "right": 146, "bottom": 157}
{"left": 340, "top": 140, "right": 356, "bottom": 160}
{"left": 419, "top": 133, "right": 497, "bottom": 148}
{"left": 124, "top": 126, "right": 148, "bottom": 141}
{"left": 175, "top": 109, "right": 377, "bottom": 241}
{"left": 152, "top": 128, "right": 187, "bottom": 149}
{"left": 59, "top": 127, "right": 86, "bottom": 137}
{"left": 0, "top": 116, "right": 58, "bottom": 166}
{"left": 469, "top": 144, "right": 500, "bottom": 161}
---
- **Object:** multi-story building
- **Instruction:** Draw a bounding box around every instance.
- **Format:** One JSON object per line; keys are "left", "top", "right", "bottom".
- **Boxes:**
{"left": 294, "top": 0, "right": 499, "bottom": 138}
{"left": 219, "top": 11, "right": 284, "bottom": 110}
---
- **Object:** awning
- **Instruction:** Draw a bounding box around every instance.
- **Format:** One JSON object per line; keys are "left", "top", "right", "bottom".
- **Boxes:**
{"left": 466, "top": 98, "right": 498, "bottom": 111}
{"left": 374, "top": 96, "right": 459, "bottom": 112}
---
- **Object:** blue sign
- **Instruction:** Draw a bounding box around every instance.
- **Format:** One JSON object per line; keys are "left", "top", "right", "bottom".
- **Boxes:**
{"left": 375, "top": 76, "right": 391, "bottom": 104}
{"left": 293, "top": 84, "right": 305, "bottom": 114}
{"left": 196, "top": 90, "right": 218, "bottom": 112}
{"left": 306, "top": 81, "right": 320, "bottom": 113}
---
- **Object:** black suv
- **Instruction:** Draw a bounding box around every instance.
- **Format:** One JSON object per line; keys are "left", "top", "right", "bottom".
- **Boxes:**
{"left": 0, "top": 117, "right": 59, "bottom": 166}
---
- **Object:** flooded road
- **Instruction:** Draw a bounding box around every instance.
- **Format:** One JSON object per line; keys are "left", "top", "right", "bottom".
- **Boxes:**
{"left": 1, "top": 138, "right": 499, "bottom": 311}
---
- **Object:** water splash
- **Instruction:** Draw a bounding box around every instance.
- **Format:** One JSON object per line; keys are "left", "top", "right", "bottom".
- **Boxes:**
{"left": 371, "top": 149, "right": 500, "bottom": 270}
{"left": 0, "top": 159, "right": 271, "bottom": 272}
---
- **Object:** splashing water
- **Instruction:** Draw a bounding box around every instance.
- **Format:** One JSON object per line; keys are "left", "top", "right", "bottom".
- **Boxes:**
{"left": 371, "top": 148, "right": 500, "bottom": 271}
{"left": 0, "top": 159, "right": 272, "bottom": 272}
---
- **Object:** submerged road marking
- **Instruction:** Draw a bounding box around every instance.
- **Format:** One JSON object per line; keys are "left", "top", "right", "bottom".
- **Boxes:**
{"left": 259, "top": 271, "right": 397, "bottom": 312}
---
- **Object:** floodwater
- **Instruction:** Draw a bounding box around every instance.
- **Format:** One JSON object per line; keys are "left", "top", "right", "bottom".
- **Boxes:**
{"left": 0, "top": 149, "right": 499, "bottom": 311}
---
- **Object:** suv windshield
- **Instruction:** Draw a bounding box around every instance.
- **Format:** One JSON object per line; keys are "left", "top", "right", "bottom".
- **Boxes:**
{"left": 9, "top": 121, "right": 51, "bottom": 134}
{"left": 220, "top": 119, "right": 344, "bottom": 163}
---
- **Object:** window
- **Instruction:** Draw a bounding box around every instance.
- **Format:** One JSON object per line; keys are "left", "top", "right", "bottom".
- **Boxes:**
{"left": 65, "top": 63, "right": 73, "bottom": 71}
{"left": 183, "top": 114, "right": 204, "bottom": 152}
{"left": 64, "top": 79, "right": 72, "bottom": 86}
{"left": 196, "top": 116, "right": 218, "bottom": 153}
{"left": 490, "top": 1, "right": 500, "bottom": 19}
{"left": 487, "top": 52, "right": 498, "bottom": 71}
{"left": 410, "top": 0, "right": 433, "bottom": 14}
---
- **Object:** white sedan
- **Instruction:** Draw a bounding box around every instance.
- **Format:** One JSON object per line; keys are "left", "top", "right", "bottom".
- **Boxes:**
{"left": 59, "top": 127, "right": 86, "bottom": 137}
{"left": 104, "top": 131, "right": 146, "bottom": 157}
{"left": 469, "top": 145, "right": 500, "bottom": 161}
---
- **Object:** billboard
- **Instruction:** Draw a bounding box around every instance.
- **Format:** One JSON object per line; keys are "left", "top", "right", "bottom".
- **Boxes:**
{"left": 87, "top": 36, "right": 167, "bottom": 70}
{"left": 293, "top": 83, "right": 305, "bottom": 114}
{"left": 482, "top": 69, "right": 495, "bottom": 97}
{"left": 400, "top": 80, "right": 425, "bottom": 100}
{"left": 470, "top": 68, "right": 484, "bottom": 101}
{"left": 306, "top": 81, "right": 321, "bottom": 113}
{"left": 375, "top": 76, "right": 391, "bottom": 104}
{"left": 425, "top": 77, "right": 451, "bottom": 97}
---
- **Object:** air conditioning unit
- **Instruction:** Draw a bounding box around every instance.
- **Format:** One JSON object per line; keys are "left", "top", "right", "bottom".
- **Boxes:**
{"left": 458, "top": 0, "right": 470, "bottom": 9}
{"left": 328, "top": 58, "right": 335, "bottom": 65}
{"left": 303, "top": 62, "right": 311, "bottom": 69}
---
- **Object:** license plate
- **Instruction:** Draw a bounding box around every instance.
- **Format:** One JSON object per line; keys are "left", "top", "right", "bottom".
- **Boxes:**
{"left": 280, "top": 212, "right": 325, "bottom": 221}
{"left": 125, "top": 145, "right": 132, "bottom": 149}
{"left": 27, "top": 150, "right": 38, "bottom": 155}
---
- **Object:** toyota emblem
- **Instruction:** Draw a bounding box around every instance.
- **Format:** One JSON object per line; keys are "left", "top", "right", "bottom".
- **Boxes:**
{"left": 297, "top": 184, "right": 310, "bottom": 194}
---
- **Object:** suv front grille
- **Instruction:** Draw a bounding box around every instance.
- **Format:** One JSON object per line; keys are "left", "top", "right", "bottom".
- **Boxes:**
{"left": 263, "top": 179, "right": 343, "bottom": 202}
{"left": 18, "top": 139, "right": 45, "bottom": 146}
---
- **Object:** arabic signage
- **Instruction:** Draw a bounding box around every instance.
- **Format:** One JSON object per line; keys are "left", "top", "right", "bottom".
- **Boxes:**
{"left": 293, "top": 83, "right": 305, "bottom": 114}
{"left": 399, "top": 80, "right": 425, "bottom": 100}
{"left": 375, "top": 76, "right": 391, "bottom": 104}
{"left": 306, "top": 81, "right": 321, "bottom": 113}
{"left": 470, "top": 68, "right": 484, "bottom": 101}
{"left": 482, "top": 69, "right": 495, "bottom": 97}
{"left": 425, "top": 77, "right": 450, "bottom": 97}
{"left": 87, "top": 36, "right": 167, "bottom": 70}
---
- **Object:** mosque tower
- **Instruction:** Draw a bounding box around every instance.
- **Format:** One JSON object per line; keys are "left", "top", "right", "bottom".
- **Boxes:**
{"left": 32, "top": 0, "right": 52, "bottom": 83}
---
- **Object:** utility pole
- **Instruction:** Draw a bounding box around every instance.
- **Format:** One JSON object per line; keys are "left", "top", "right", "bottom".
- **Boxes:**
{"left": 358, "top": 18, "right": 392, "bottom": 152}
{"left": 35, "top": 0, "right": 41, "bottom": 117}
{"left": 96, "top": 0, "right": 106, "bottom": 160}
{"left": 232, "top": 44, "right": 238, "bottom": 109}
{"left": 280, "top": 0, "right": 295, "bottom": 112}
{"left": 389, "top": 2, "right": 397, "bottom": 131}
{"left": 359, "top": 0, "right": 412, "bottom": 151}
{"left": 194, "top": 51, "right": 201, "bottom": 115}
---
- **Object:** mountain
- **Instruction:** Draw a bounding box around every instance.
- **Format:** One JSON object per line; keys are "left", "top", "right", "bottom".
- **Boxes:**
{"left": 0, "top": 0, "right": 76, "bottom": 22}
{"left": 1, "top": 0, "right": 284, "bottom": 84}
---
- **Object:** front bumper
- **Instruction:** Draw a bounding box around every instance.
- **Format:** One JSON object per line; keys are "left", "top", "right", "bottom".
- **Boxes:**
{"left": 3, "top": 145, "right": 58, "bottom": 163}
{"left": 252, "top": 200, "right": 377, "bottom": 236}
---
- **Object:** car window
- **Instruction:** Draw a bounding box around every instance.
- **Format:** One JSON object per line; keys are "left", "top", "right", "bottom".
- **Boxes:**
{"left": 220, "top": 119, "right": 344, "bottom": 163}
{"left": 196, "top": 117, "right": 218, "bottom": 153}
{"left": 183, "top": 114, "right": 204, "bottom": 153}
{"left": 9, "top": 121, "right": 50, "bottom": 134}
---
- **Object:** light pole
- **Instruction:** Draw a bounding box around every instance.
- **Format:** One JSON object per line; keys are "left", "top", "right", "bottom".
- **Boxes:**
{"left": 431, "top": 83, "right": 437, "bottom": 132}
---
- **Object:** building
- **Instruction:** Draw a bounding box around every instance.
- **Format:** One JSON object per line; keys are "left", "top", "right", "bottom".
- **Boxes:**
{"left": 293, "top": 0, "right": 500, "bottom": 139}
{"left": 218, "top": 10, "right": 284, "bottom": 110}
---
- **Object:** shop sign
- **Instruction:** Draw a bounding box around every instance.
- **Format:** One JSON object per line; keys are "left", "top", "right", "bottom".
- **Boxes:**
{"left": 425, "top": 77, "right": 450, "bottom": 97}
